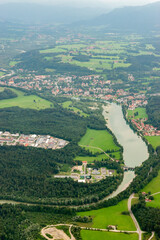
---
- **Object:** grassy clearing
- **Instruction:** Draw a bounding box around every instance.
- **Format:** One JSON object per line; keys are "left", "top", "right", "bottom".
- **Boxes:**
{"left": 146, "top": 193, "right": 160, "bottom": 208}
{"left": 128, "top": 107, "right": 148, "bottom": 119}
{"left": 74, "top": 154, "right": 109, "bottom": 163}
{"left": 62, "top": 101, "right": 88, "bottom": 117}
{"left": 78, "top": 128, "right": 120, "bottom": 154}
{"left": 142, "top": 170, "right": 160, "bottom": 194}
{"left": 0, "top": 88, "right": 53, "bottom": 110}
{"left": 9, "top": 61, "right": 20, "bottom": 66}
{"left": 0, "top": 72, "right": 5, "bottom": 76}
{"left": 145, "top": 136, "right": 160, "bottom": 149}
{"left": 78, "top": 200, "right": 136, "bottom": 231}
{"left": 75, "top": 151, "right": 121, "bottom": 163}
{"left": 45, "top": 68, "right": 55, "bottom": 72}
{"left": 81, "top": 230, "right": 138, "bottom": 240}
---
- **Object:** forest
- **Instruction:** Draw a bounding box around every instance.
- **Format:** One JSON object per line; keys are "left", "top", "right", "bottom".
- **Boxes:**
{"left": 146, "top": 96, "right": 160, "bottom": 129}
{"left": 0, "top": 145, "right": 122, "bottom": 205}
{"left": 0, "top": 204, "right": 75, "bottom": 240}
{"left": 0, "top": 88, "right": 17, "bottom": 100}
{"left": 0, "top": 105, "right": 106, "bottom": 142}
{"left": 132, "top": 201, "right": 160, "bottom": 237}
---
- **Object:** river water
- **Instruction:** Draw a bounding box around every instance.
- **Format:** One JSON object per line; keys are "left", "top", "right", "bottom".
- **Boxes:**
{"left": 103, "top": 102, "right": 149, "bottom": 199}
{"left": 0, "top": 102, "right": 149, "bottom": 205}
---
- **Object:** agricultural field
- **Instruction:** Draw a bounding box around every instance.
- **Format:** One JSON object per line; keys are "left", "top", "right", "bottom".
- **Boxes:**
{"left": 78, "top": 128, "right": 121, "bottom": 154}
{"left": 80, "top": 231, "right": 138, "bottom": 240}
{"left": 142, "top": 170, "right": 160, "bottom": 194}
{"left": 78, "top": 200, "right": 136, "bottom": 231}
{"left": 39, "top": 40, "right": 134, "bottom": 72}
{"left": 0, "top": 88, "right": 53, "bottom": 110}
{"left": 62, "top": 101, "right": 88, "bottom": 117}
{"left": 127, "top": 107, "right": 148, "bottom": 119}
{"left": 145, "top": 136, "right": 160, "bottom": 149}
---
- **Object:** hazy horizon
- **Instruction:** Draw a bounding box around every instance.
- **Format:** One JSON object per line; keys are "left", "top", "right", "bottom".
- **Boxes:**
{"left": 0, "top": 0, "right": 159, "bottom": 8}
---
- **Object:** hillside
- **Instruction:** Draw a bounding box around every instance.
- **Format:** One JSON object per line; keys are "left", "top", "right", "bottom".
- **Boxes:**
{"left": 0, "top": 3, "right": 106, "bottom": 24}
{"left": 85, "top": 1, "right": 160, "bottom": 32}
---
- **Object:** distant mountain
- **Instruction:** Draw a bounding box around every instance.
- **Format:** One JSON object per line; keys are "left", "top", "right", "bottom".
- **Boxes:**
{"left": 0, "top": 3, "right": 108, "bottom": 24}
{"left": 85, "top": 1, "right": 160, "bottom": 32}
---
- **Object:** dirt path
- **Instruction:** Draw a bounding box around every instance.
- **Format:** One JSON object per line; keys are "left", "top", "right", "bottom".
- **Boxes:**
{"left": 80, "top": 144, "right": 115, "bottom": 161}
{"left": 151, "top": 191, "right": 160, "bottom": 196}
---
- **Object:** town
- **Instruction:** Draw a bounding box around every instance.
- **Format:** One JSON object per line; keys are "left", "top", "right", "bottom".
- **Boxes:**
{"left": 1, "top": 70, "right": 160, "bottom": 138}
{"left": 0, "top": 131, "right": 68, "bottom": 149}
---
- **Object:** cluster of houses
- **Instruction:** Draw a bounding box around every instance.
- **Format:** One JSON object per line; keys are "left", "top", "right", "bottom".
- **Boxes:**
{"left": 131, "top": 119, "right": 160, "bottom": 136}
{"left": 0, "top": 131, "right": 68, "bottom": 149}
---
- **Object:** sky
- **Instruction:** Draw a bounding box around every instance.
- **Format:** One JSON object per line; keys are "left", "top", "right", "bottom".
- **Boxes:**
{"left": 0, "top": 0, "right": 159, "bottom": 7}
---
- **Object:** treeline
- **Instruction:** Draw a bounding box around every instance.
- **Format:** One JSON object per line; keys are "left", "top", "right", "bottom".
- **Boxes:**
{"left": 146, "top": 96, "right": 160, "bottom": 129}
{"left": 132, "top": 201, "right": 160, "bottom": 237}
{"left": 0, "top": 204, "right": 75, "bottom": 240}
{"left": 0, "top": 88, "right": 17, "bottom": 100}
{"left": 0, "top": 105, "right": 106, "bottom": 142}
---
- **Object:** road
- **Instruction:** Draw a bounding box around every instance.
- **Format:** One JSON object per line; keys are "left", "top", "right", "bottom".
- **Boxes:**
{"left": 80, "top": 144, "right": 115, "bottom": 161}
{"left": 148, "top": 231, "right": 155, "bottom": 240}
{"left": 128, "top": 193, "right": 144, "bottom": 240}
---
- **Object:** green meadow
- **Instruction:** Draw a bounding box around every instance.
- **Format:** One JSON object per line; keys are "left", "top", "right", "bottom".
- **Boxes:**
{"left": 75, "top": 151, "right": 121, "bottom": 163}
{"left": 78, "top": 200, "right": 136, "bottom": 231}
{"left": 62, "top": 101, "right": 88, "bottom": 117}
{"left": 127, "top": 107, "right": 148, "bottom": 119}
{"left": 146, "top": 193, "right": 160, "bottom": 208}
{"left": 142, "top": 170, "right": 160, "bottom": 194}
{"left": 0, "top": 72, "right": 5, "bottom": 76}
{"left": 78, "top": 128, "right": 120, "bottom": 154}
{"left": 0, "top": 88, "right": 53, "bottom": 110}
{"left": 145, "top": 136, "right": 160, "bottom": 149}
{"left": 9, "top": 61, "right": 20, "bottom": 66}
{"left": 81, "top": 231, "right": 138, "bottom": 240}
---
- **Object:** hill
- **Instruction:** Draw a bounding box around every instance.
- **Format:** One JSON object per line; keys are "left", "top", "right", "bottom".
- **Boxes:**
{"left": 85, "top": 1, "right": 160, "bottom": 32}
{"left": 0, "top": 3, "right": 106, "bottom": 24}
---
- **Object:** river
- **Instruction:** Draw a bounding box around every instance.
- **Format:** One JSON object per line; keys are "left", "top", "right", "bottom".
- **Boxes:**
{"left": 0, "top": 102, "right": 149, "bottom": 205}
{"left": 103, "top": 102, "right": 149, "bottom": 199}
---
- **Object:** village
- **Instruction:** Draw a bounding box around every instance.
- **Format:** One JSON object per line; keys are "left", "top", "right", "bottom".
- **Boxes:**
{"left": 1, "top": 70, "right": 159, "bottom": 138}
{"left": 54, "top": 161, "right": 116, "bottom": 183}
{"left": 0, "top": 131, "right": 68, "bottom": 149}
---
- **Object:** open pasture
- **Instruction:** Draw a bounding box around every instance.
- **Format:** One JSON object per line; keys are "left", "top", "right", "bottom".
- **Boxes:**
{"left": 142, "top": 170, "right": 160, "bottom": 194}
{"left": 62, "top": 101, "right": 88, "bottom": 117}
{"left": 145, "top": 136, "right": 160, "bottom": 149}
{"left": 0, "top": 88, "right": 53, "bottom": 110}
{"left": 78, "top": 128, "right": 120, "bottom": 154}
{"left": 81, "top": 230, "right": 138, "bottom": 240}
{"left": 78, "top": 200, "right": 136, "bottom": 231}
{"left": 128, "top": 107, "right": 148, "bottom": 119}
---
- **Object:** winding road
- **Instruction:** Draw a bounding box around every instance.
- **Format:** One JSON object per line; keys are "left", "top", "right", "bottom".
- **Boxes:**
{"left": 41, "top": 194, "right": 145, "bottom": 240}
{"left": 128, "top": 194, "right": 145, "bottom": 240}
